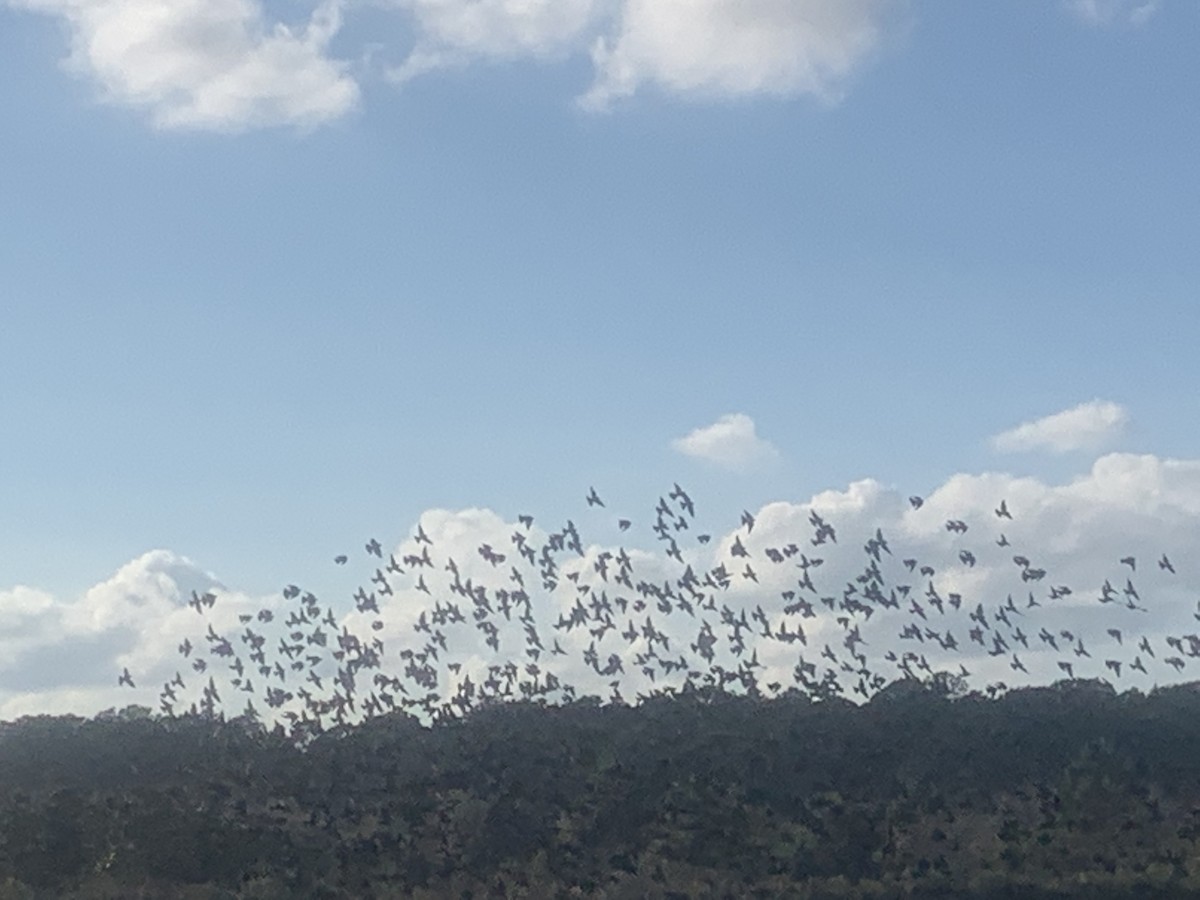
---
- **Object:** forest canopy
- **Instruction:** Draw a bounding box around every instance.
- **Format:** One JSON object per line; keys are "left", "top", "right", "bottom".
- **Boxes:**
{"left": 3, "top": 679, "right": 1200, "bottom": 898}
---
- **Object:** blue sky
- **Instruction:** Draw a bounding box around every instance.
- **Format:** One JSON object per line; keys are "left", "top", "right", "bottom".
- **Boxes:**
{"left": 1, "top": 0, "right": 1199, "bottom": 717}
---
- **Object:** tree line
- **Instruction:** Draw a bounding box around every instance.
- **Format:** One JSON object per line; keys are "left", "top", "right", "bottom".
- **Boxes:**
{"left": 3, "top": 679, "right": 1200, "bottom": 897}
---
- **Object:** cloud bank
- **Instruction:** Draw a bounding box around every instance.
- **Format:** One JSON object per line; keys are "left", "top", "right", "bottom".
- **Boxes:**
{"left": 9, "top": 0, "right": 899, "bottom": 130}
{"left": 8, "top": 1, "right": 1164, "bottom": 131}
{"left": 4, "top": 449, "right": 1200, "bottom": 726}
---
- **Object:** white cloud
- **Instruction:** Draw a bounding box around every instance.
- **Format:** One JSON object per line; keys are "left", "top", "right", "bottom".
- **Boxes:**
{"left": 671, "top": 413, "right": 780, "bottom": 471}
{"left": 8, "top": 448, "right": 1200, "bottom": 726}
{"left": 8, "top": 0, "right": 359, "bottom": 131}
{"left": 990, "top": 399, "right": 1128, "bottom": 454}
{"left": 0, "top": 550, "right": 243, "bottom": 719}
{"left": 1066, "top": 0, "right": 1161, "bottom": 26}
{"left": 9, "top": 0, "right": 905, "bottom": 125}
{"left": 386, "top": 0, "right": 604, "bottom": 83}
{"left": 580, "top": 0, "right": 897, "bottom": 111}
{"left": 692, "top": 452, "right": 1200, "bottom": 691}
{"left": 388, "top": 0, "right": 898, "bottom": 105}
{"left": 61, "top": 548, "right": 225, "bottom": 635}
{"left": 379, "top": 454, "right": 1200, "bottom": 698}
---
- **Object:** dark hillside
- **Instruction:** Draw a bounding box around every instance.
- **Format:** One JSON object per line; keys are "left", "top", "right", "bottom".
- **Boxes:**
{"left": 4, "top": 682, "right": 1200, "bottom": 898}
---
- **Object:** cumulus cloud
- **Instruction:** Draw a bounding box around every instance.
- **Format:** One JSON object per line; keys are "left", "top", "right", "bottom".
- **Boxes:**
{"left": 8, "top": 0, "right": 358, "bottom": 130}
{"left": 990, "top": 400, "right": 1128, "bottom": 455}
{"left": 0, "top": 549, "right": 242, "bottom": 719}
{"left": 7, "top": 448, "right": 1200, "bottom": 726}
{"left": 671, "top": 413, "right": 780, "bottom": 471}
{"left": 664, "top": 451, "right": 1200, "bottom": 692}
{"left": 1066, "top": 0, "right": 1161, "bottom": 26}
{"left": 580, "top": 0, "right": 895, "bottom": 111}
{"left": 9, "top": 0, "right": 902, "bottom": 126}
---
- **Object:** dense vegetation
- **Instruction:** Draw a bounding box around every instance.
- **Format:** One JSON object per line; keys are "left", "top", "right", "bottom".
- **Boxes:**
{"left": 4, "top": 680, "right": 1200, "bottom": 898}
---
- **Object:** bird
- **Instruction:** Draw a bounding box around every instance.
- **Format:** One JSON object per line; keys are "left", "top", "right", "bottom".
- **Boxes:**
{"left": 669, "top": 483, "right": 695, "bottom": 513}
{"left": 586, "top": 487, "right": 605, "bottom": 508}
{"left": 334, "top": 555, "right": 348, "bottom": 565}
{"left": 118, "top": 668, "right": 135, "bottom": 688}
{"left": 365, "top": 539, "right": 382, "bottom": 558}
{"left": 995, "top": 500, "right": 1012, "bottom": 519}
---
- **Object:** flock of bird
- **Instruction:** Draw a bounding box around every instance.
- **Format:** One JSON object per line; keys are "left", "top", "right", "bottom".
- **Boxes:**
{"left": 118, "top": 484, "right": 1198, "bottom": 742}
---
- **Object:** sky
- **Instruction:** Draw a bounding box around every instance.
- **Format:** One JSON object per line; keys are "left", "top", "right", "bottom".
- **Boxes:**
{"left": 1, "top": 0, "right": 1199, "bottom": 722}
